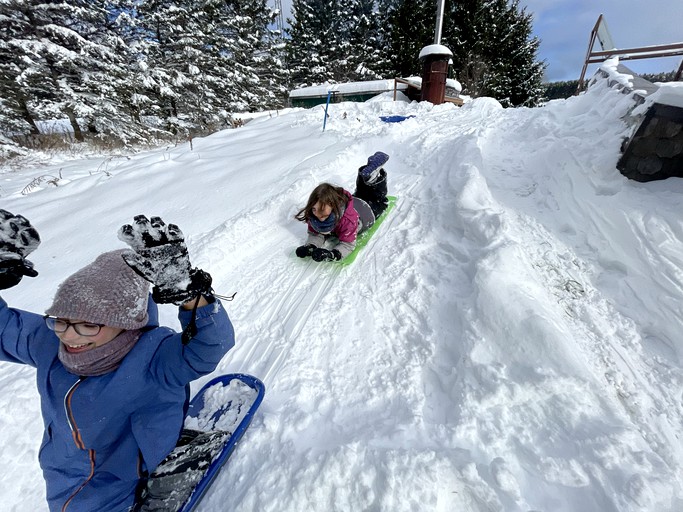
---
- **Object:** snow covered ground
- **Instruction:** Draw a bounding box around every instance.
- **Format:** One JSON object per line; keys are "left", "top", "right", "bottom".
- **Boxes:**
{"left": 1, "top": 63, "right": 682, "bottom": 511}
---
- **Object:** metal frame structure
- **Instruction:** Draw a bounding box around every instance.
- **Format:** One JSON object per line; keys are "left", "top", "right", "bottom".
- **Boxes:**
{"left": 577, "top": 14, "right": 683, "bottom": 93}
{"left": 272, "top": 0, "right": 284, "bottom": 37}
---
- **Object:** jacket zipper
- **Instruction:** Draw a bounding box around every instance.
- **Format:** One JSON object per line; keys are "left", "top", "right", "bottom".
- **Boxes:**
{"left": 62, "top": 377, "right": 96, "bottom": 511}
{"left": 61, "top": 449, "right": 95, "bottom": 512}
{"left": 64, "top": 377, "right": 86, "bottom": 448}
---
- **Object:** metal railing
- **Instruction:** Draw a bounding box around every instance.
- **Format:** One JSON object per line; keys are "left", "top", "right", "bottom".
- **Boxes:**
{"left": 577, "top": 14, "right": 683, "bottom": 93}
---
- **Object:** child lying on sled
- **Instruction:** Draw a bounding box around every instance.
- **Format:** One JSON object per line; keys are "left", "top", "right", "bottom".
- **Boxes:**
{"left": 294, "top": 151, "right": 390, "bottom": 262}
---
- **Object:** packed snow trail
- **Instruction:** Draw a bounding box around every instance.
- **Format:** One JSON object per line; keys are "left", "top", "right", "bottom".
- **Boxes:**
{"left": 203, "top": 80, "right": 681, "bottom": 511}
{"left": 0, "top": 68, "right": 682, "bottom": 511}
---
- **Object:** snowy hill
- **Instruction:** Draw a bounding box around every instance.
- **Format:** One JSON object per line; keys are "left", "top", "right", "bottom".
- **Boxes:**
{"left": 1, "top": 64, "right": 682, "bottom": 511}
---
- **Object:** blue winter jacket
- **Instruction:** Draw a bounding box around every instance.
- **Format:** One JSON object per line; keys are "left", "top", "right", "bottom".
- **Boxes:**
{"left": 0, "top": 295, "right": 234, "bottom": 512}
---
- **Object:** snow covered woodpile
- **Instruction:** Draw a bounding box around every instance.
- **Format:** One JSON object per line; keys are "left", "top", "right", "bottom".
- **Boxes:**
{"left": 591, "top": 59, "right": 683, "bottom": 182}
{"left": 617, "top": 92, "right": 683, "bottom": 182}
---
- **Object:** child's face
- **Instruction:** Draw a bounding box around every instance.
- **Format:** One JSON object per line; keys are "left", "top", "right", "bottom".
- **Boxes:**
{"left": 312, "top": 202, "right": 333, "bottom": 221}
{"left": 56, "top": 319, "right": 124, "bottom": 353}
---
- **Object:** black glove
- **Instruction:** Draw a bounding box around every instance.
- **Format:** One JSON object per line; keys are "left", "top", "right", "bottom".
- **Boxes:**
{"left": 311, "top": 248, "right": 342, "bottom": 262}
{"left": 118, "top": 215, "right": 212, "bottom": 305}
{"left": 295, "top": 244, "right": 315, "bottom": 258}
{"left": 0, "top": 209, "right": 41, "bottom": 290}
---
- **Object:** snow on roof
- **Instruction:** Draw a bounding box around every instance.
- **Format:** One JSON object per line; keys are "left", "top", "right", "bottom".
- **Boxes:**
{"left": 287, "top": 46, "right": 462, "bottom": 101}
{"left": 598, "top": 57, "right": 636, "bottom": 90}
{"left": 649, "top": 82, "right": 683, "bottom": 108}
{"left": 289, "top": 70, "right": 464, "bottom": 100}
{"left": 418, "top": 44, "right": 453, "bottom": 59}
{"left": 598, "top": 57, "right": 683, "bottom": 107}
{"left": 289, "top": 79, "right": 408, "bottom": 98}
{"left": 402, "top": 75, "right": 463, "bottom": 94}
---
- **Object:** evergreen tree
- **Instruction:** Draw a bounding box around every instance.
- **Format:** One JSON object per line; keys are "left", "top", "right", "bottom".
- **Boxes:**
{"left": 543, "top": 80, "right": 579, "bottom": 101}
{"left": 338, "top": 0, "right": 388, "bottom": 81}
{"left": 347, "top": 0, "right": 390, "bottom": 80}
{"left": 135, "top": 0, "right": 286, "bottom": 133}
{"left": 443, "top": 0, "right": 545, "bottom": 106}
{"left": 135, "top": 0, "right": 216, "bottom": 134}
{"left": 0, "top": 1, "right": 59, "bottom": 138}
{"left": 107, "top": 0, "right": 162, "bottom": 133}
{"left": 263, "top": 37, "right": 291, "bottom": 109}
{"left": 286, "top": 0, "right": 341, "bottom": 87}
{"left": 216, "top": 0, "right": 288, "bottom": 112}
{"left": 285, "top": 0, "right": 386, "bottom": 88}
{"left": 0, "top": 2, "right": 41, "bottom": 138}
{"left": 641, "top": 70, "right": 678, "bottom": 83}
{"left": 381, "top": 0, "right": 433, "bottom": 78}
{"left": 1, "top": 0, "right": 291, "bottom": 153}
{"left": 381, "top": 0, "right": 545, "bottom": 106}
{"left": 0, "top": 0, "right": 145, "bottom": 142}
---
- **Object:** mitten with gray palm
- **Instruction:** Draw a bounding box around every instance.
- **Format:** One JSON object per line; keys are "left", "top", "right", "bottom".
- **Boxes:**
{"left": 118, "top": 215, "right": 211, "bottom": 305}
{"left": 0, "top": 209, "right": 41, "bottom": 290}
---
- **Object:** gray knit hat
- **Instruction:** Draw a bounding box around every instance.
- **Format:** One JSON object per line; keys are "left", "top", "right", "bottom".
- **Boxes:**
{"left": 46, "top": 249, "right": 150, "bottom": 330}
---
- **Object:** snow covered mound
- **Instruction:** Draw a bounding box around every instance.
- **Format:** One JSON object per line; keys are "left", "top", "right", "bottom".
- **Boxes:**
{"left": 1, "top": 66, "right": 682, "bottom": 511}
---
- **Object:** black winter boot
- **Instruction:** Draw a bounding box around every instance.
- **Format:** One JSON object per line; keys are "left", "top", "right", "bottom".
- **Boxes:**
{"left": 354, "top": 170, "right": 388, "bottom": 218}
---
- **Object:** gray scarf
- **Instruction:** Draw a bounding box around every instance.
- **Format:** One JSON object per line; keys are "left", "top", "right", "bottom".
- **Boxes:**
{"left": 58, "top": 329, "right": 143, "bottom": 377}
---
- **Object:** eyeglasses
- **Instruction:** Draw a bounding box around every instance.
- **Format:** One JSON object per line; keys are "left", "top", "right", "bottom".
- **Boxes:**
{"left": 44, "top": 316, "right": 105, "bottom": 336}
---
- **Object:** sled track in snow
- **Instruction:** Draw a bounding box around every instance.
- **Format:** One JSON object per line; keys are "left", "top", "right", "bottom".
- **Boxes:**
{"left": 245, "top": 203, "right": 410, "bottom": 383}
{"left": 232, "top": 181, "right": 414, "bottom": 386}
{"left": 240, "top": 259, "right": 342, "bottom": 384}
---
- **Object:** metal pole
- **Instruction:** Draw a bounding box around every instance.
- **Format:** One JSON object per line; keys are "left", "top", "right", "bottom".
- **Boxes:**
{"left": 322, "top": 91, "right": 332, "bottom": 132}
{"left": 577, "top": 15, "right": 602, "bottom": 94}
{"left": 272, "top": 0, "right": 284, "bottom": 36}
{"left": 434, "top": 0, "right": 445, "bottom": 44}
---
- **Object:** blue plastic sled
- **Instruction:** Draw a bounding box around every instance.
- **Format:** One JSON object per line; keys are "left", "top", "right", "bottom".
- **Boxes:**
{"left": 138, "top": 373, "right": 265, "bottom": 512}
{"left": 181, "top": 373, "right": 265, "bottom": 512}
{"left": 380, "top": 115, "right": 415, "bottom": 123}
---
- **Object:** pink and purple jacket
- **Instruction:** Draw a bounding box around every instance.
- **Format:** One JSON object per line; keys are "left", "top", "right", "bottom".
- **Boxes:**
{"left": 305, "top": 190, "right": 359, "bottom": 258}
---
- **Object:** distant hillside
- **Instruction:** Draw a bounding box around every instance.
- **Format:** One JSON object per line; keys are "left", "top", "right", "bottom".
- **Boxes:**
{"left": 543, "top": 70, "right": 679, "bottom": 100}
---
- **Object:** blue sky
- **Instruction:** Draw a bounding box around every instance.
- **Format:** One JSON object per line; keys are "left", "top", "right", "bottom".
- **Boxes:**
{"left": 278, "top": 0, "right": 682, "bottom": 83}
{"left": 521, "top": 0, "right": 683, "bottom": 81}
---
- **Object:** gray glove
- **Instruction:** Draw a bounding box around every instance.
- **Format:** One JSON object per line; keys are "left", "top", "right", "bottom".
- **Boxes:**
{"left": 0, "top": 209, "right": 40, "bottom": 290}
{"left": 118, "top": 215, "right": 211, "bottom": 305}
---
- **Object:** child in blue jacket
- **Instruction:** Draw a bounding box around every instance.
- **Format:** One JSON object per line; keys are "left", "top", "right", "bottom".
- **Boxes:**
{"left": 0, "top": 210, "right": 234, "bottom": 511}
